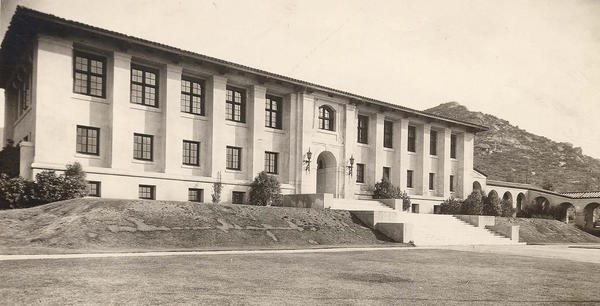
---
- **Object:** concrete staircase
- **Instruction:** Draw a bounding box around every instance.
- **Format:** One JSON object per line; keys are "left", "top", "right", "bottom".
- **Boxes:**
{"left": 329, "top": 198, "right": 394, "bottom": 211}
{"left": 394, "top": 213, "right": 521, "bottom": 246}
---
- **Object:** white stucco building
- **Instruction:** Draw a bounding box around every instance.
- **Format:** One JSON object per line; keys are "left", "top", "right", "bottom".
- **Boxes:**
{"left": 0, "top": 7, "right": 489, "bottom": 213}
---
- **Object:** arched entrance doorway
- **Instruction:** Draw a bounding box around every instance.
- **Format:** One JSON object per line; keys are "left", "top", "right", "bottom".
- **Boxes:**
{"left": 316, "top": 151, "right": 337, "bottom": 196}
{"left": 516, "top": 193, "right": 525, "bottom": 215}
{"left": 583, "top": 203, "right": 600, "bottom": 230}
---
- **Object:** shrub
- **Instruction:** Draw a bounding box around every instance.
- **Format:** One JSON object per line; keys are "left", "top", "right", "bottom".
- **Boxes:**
{"left": 248, "top": 171, "right": 282, "bottom": 206}
{"left": 0, "top": 141, "right": 20, "bottom": 178}
{"left": 482, "top": 192, "right": 501, "bottom": 216}
{"left": 212, "top": 172, "right": 223, "bottom": 204}
{"left": 34, "top": 163, "right": 87, "bottom": 204}
{"left": 500, "top": 199, "right": 515, "bottom": 217}
{"left": 371, "top": 179, "right": 411, "bottom": 211}
{"left": 0, "top": 174, "right": 35, "bottom": 209}
{"left": 460, "top": 190, "right": 484, "bottom": 215}
{"left": 440, "top": 197, "right": 461, "bottom": 214}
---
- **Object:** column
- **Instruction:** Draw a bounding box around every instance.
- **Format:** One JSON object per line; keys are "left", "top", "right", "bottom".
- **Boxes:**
{"left": 458, "top": 132, "right": 474, "bottom": 198}
{"left": 207, "top": 75, "right": 228, "bottom": 177}
{"left": 398, "top": 118, "right": 409, "bottom": 190}
{"left": 440, "top": 127, "right": 452, "bottom": 198}
{"left": 419, "top": 123, "right": 431, "bottom": 195}
{"left": 110, "top": 51, "right": 132, "bottom": 170}
{"left": 373, "top": 113, "right": 385, "bottom": 183}
{"left": 343, "top": 103, "right": 357, "bottom": 199}
{"left": 163, "top": 64, "right": 183, "bottom": 173}
{"left": 248, "top": 85, "right": 266, "bottom": 178}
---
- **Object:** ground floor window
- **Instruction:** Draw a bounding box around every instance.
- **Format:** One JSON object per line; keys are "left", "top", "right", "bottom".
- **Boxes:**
{"left": 356, "top": 163, "right": 365, "bottom": 183}
{"left": 383, "top": 167, "right": 390, "bottom": 182}
{"left": 139, "top": 185, "right": 155, "bottom": 200}
{"left": 232, "top": 191, "right": 245, "bottom": 204}
{"left": 407, "top": 170, "right": 414, "bottom": 188}
{"left": 412, "top": 203, "right": 420, "bottom": 213}
{"left": 86, "top": 181, "right": 101, "bottom": 197}
{"left": 188, "top": 188, "right": 203, "bottom": 202}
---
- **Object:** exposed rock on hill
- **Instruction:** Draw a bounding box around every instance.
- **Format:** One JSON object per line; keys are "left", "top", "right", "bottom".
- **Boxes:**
{"left": 426, "top": 102, "right": 600, "bottom": 192}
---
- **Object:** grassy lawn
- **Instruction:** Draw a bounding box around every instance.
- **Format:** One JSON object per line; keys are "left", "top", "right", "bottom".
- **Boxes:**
{"left": 1, "top": 249, "right": 599, "bottom": 305}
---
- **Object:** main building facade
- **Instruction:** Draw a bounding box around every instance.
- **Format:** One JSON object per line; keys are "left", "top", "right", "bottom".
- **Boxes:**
{"left": 0, "top": 7, "right": 487, "bottom": 213}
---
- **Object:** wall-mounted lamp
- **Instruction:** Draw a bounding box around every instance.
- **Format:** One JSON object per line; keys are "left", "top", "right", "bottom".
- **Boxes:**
{"left": 303, "top": 148, "right": 312, "bottom": 173}
{"left": 347, "top": 155, "right": 355, "bottom": 176}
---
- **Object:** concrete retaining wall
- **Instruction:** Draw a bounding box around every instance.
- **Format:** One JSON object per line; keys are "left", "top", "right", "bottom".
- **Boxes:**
{"left": 454, "top": 215, "right": 495, "bottom": 227}
{"left": 281, "top": 193, "right": 333, "bottom": 209}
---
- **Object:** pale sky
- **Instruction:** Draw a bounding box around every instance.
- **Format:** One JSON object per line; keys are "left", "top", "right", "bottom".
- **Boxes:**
{"left": 2, "top": 0, "right": 600, "bottom": 157}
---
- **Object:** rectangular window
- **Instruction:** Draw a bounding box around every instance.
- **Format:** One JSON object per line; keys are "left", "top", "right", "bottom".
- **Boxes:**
{"left": 181, "top": 78, "right": 204, "bottom": 115}
{"left": 356, "top": 163, "right": 365, "bottom": 183}
{"left": 139, "top": 185, "right": 155, "bottom": 200}
{"left": 450, "top": 175, "right": 455, "bottom": 192}
{"left": 232, "top": 191, "right": 245, "bottom": 204}
{"left": 407, "top": 170, "right": 414, "bottom": 188}
{"left": 86, "top": 181, "right": 101, "bottom": 197}
{"left": 383, "top": 167, "right": 390, "bottom": 182}
{"left": 265, "top": 95, "right": 282, "bottom": 129}
{"left": 264, "top": 151, "right": 278, "bottom": 174}
{"left": 131, "top": 65, "right": 158, "bottom": 107}
{"left": 133, "top": 133, "right": 153, "bottom": 161}
{"left": 183, "top": 140, "right": 200, "bottom": 166}
{"left": 408, "top": 125, "right": 416, "bottom": 152}
{"left": 226, "top": 86, "right": 246, "bottom": 122}
{"left": 357, "top": 115, "right": 369, "bottom": 144}
{"left": 76, "top": 125, "right": 100, "bottom": 155}
{"left": 384, "top": 120, "right": 393, "bottom": 148}
{"left": 450, "top": 134, "right": 457, "bottom": 158}
{"left": 188, "top": 188, "right": 204, "bottom": 202}
{"left": 430, "top": 130, "right": 438, "bottom": 156}
{"left": 226, "top": 146, "right": 242, "bottom": 170}
{"left": 429, "top": 173, "right": 435, "bottom": 190}
{"left": 412, "top": 204, "right": 420, "bottom": 213}
{"left": 73, "top": 51, "right": 106, "bottom": 98}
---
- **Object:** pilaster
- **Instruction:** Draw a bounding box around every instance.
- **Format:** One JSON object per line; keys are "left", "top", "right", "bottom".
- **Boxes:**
{"left": 207, "top": 75, "right": 228, "bottom": 177}
{"left": 248, "top": 85, "right": 266, "bottom": 178}
{"left": 110, "top": 51, "right": 132, "bottom": 170}
{"left": 419, "top": 123, "right": 431, "bottom": 195}
{"left": 343, "top": 103, "right": 357, "bottom": 199}
{"left": 297, "top": 92, "right": 316, "bottom": 193}
{"left": 441, "top": 127, "right": 452, "bottom": 198}
{"left": 163, "top": 64, "right": 183, "bottom": 173}
{"left": 459, "top": 132, "right": 474, "bottom": 198}
{"left": 398, "top": 119, "right": 409, "bottom": 189}
{"left": 373, "top": 113, "right": 385, "bottom": 182}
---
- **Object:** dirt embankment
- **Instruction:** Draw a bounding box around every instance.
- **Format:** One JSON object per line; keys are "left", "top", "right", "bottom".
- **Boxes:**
{"left": 488, "top": 217, "right": 600, "bottom": 244}
{"left": 0, "top": 199, "right": 399, "bottom": 254}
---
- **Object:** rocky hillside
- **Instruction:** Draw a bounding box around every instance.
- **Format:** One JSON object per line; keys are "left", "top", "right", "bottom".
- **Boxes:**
{"left": 426, "top": 102, "right": 600, "bottom": 192}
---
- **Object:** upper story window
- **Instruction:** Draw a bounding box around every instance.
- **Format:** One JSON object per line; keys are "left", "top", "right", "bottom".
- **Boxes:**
{"left": 133, "top": 133, "right": 153, "bottom": 161}
{"left": 357, "top": 115, "right": 369, "bottom": 144}
{"left": 131, "top": 65, "right": 158, "bottom": 107}
{"left": 430, "top": 130, "right": 438, "bottom": 156}
{"left": 181, "top": 78, "right": 204, "bottom": 115}
{"left": 408, "top": 125, "right": 416, "bottom": 152}
{"left": 73, "top": 51, "right": 106, "bottom": 98}
{"left": 384, "top": 120, "right": 393, "bottom": 148}
{"left": 450, "top": 134, "right": 457, "bottom": 159}
{"left": 76, "top": 125, "right": 100, "bottom": 155}
{"left": 182, "top": 140, "right": 200, "bottom": 166}
{"left": 226, "top": 86, "right": 246, "bottom": 122}
{"left": 265, "top": 95, "right": 282, "bottom": 129}
{"left": 356, "top": 163, "right": 365, "bottom": 183}
{"left": 226, "top": 146, "right": 242, "bottom": 170}
{"left": 318, "top": 105, "right": 334, "bottom": 131}
{"left": 264, "top": 151, "right": 279, "bottom": 174}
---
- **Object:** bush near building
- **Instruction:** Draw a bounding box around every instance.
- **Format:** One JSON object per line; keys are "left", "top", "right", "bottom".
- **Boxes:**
{"left": 0, "top": 162, "right": 87, "bottom": 209}
{"left": 482, "top": 191, "right": 501, "bottom": 216}
{"left": 248, "top": 171, "right": 282, "bottom": 206}
{"left": 440, "top": 197, "right": 461, "bottom": 214}
{"left": 371, "top": 179, "right": 411, "bottom": 211}
{"left": 460, "top": 190, "right": 484, "bottom": 215}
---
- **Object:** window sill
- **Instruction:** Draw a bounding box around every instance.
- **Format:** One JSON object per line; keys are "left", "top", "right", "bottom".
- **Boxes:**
{"left": 430, "top": 155, "right": 439, "bottom": 159}
{"left": 130, "top": 104, "right": 161, "bottom": 113}
{"left": 182, "top": 164, "right": 201, "bottom": 169}
{"left": 316, "top": 129, "right": 337, "bottom": 136}
{"left": 357, "top": 143, "right": 369, "bottom": 148}
{"left": 180, "top": 113, "right": 208, "bottom": 121}
{"left": 71, "top": 93, "right": 109, "bottom": 104}
{"left": 383, "top": 147, "right": 394, "bottom": 152}
{"left": 265, "top": 127, "right": 285, "bottom": 134}
{"left": 225, "top": 121, "right": 247, "bottom": 128}
{"left": 132, "top": 159, "right": 155, "bottom": 165}
{"left": 75, "top": 153, "right": 101, "bottom": 160}
{"left": 407, "top": 152, "right": 417, "bottom": 156}
{"left": 225, "top": 169, "right": 243, "bottom": 173}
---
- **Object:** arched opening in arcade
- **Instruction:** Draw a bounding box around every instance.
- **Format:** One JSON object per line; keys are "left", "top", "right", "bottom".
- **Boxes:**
{"left": 516, "top": 193, "right": 526, "bottom": 215}
{"left": 502, "top": 191, "right": 514, "bottom": 216}
{"left": 583, "top": 202, "right": 600, "bottom": 230}
{"left": 473, "top": 181, "right": 482, "bottom": 193}
{"left": 557, "top": 202, "right": 576, "bottom": 224}
{"left": 316, "top": 151, "right": 337, "bottom": 196}
{"left": 523, "top": 196, "right": 551, "bottom": 217}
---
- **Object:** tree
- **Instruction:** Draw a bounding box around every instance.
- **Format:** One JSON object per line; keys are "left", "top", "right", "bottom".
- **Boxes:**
{"left": 212, "top": 172, "right": 223, "bottom": 204}
{"left": 500, "top": 199, "right": 515, "bottom": 217}
{"left": 460, "top": 190, "right": 484, "bottom": 215}
{"left": 248, "top": 171, "right": 282, "bottom": 206}
{"left": 440, "top": 197, "right": 461, "bottom": 214}
{"left": 483, "top": 192, "right": 501, "bottom": 216}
